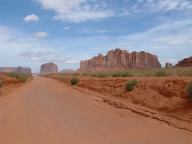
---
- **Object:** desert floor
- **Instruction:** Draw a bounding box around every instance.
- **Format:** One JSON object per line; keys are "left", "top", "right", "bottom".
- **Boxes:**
{"left": 0, "top": 76, "right": 192, "bottom": 144}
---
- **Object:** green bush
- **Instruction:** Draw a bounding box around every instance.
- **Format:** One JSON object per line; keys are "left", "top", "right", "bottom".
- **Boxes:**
{"left": 71, "top": 77, "right": 80, "bottom": 85}
{"left": 126, "top": 80, "right": 138, "bottom": 92}
{"left": 7, "top": 72, "right": 31, "bottom": 83}
{"left": 186, "top": 82, "right": 192, "bottom": 100}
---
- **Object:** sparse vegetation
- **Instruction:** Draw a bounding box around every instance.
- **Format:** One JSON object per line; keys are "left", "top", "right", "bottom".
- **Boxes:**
{"left": 42, "top": 68, "right": 192, "bottom": 82}
{"left": 186, "top": 82, "right": 192, "bottom": 100}
{"left": 42, "top": 67, "right": 192, "bottom": 87}
{"left": 81, "top": 67, "right": 192, "bottom": 78}
{"left": 71, "top": 73, "right": 80, "bottom": 76}
{"left": 154, "top": 70, "right": 169, "bottom": 77}
{"left": 125, "top": 80, "right": 138, "bottom": 92}
{"left": 71, "top": 77, "right": 80, "bottom": 85}
{"left": 112, "top": 71, "right": 133, "bottom": 77}
{"left": 96, "top": 73, "right": 108, "bottom": 78}
{"left": 7, "top": 72, "right": 32, "bottom": 83}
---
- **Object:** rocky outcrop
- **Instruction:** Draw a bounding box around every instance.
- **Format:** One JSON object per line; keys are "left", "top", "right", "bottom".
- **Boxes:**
{"left": 175, "top": 57, "right": 192, "bottom": 67}
{"left": 0, "top": 67, "right": 31, "bottom": 74}
{"left": 40, "top": 63, "right": 58, "bottom": 74}
{"left": 78, "top": 49, "right": 161, "bottom": 72}
{"left": 165, "top": 63, "right": 173, "bottom": 68}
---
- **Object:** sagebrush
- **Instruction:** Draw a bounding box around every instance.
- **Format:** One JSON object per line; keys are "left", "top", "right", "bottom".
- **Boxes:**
{"left": 126, "top": 80, "right": 138, "bottom": 92}
{"left": 71, "top": 77, "right": 80, "bottom": 85}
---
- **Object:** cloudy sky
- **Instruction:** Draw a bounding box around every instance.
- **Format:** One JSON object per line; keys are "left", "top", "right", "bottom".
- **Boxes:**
{"left": 0, "top": 0, "right": 192, "bottom": 72}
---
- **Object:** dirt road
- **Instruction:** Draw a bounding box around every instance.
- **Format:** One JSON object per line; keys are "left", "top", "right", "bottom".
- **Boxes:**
{"left": 0, "top": 77, "right": 192, "bottom": 144}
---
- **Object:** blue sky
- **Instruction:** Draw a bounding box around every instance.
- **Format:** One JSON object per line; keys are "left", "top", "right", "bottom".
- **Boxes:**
{"left": 0, "top": 0, "right": 192, "bottom": 72}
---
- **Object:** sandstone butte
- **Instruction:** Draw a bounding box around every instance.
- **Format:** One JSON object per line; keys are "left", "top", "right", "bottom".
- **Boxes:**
{"left": 40, "top": 63, "right": 58, "bottom": 74}
{"left": 78, "top": 48, "right": 161, "bottom": 72}
{"left": 175, "top": 56, "right": 192, "bottom": 67}
{"left": 0, "top": 66, "right": 31, "bottom": 74}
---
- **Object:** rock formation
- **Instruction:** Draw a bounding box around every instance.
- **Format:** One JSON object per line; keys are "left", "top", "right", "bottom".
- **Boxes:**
{"left": 175, "top": 56, "right": 192, "bottom": 67}
{"left": 0, "top": 67, "right": 31, "bottom": 74}
{"left": 78, "top": 48, "right": 161, "bottom": 72}
{"left": 60, "top": 69, "right": 74, "bottom": 73}
{"left": 40, "top": 63, "right": 58, "bottom": 74}
{"left": 165, "top": 63, "right": 173, "bottom": 68}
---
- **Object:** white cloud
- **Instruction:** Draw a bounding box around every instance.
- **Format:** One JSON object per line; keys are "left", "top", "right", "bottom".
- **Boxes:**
{"left": 139, "top": 0, "right": 192, "bottom": 12}
{"left": 53, "top": 9, "right": 114, "bottom": 23}
{"left": 34, "top": 32, "right": 49, "bottom": 39}
{"left": 19, "top": 51, "right": 67, "bottom": 63}
{"left": 66, "top": 60, "right": 78, "bottom": 64}
{"left": 63, "top": 26, "right": 71, "bottom": 31}
{"left": 24, "top": 14, "right": 39, "bottom": 22}
{"left": 80, "top": 28, "right": 108, "bottom": 34}
{"left": 34, "top": 0, "right": 114, "bottom": 22}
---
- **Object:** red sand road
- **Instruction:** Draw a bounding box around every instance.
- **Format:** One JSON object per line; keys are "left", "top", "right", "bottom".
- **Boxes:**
{"left": 0, "top": 76, "right": 192, "bottom": 144}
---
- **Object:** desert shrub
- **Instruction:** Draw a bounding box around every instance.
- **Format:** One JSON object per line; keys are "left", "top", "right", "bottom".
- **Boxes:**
{"left": 71, "top": 77, "right": 80, "bottom": 85}
{"left": 125, "top": 80, "right": 138, "bottom": 92}
{"left": 186, "top": 82, "right": 192, "bottom": 100}
{"left": 154, "top": 70, "right": 168, "bottom": 77}
{"left": 7, "top": 72, "right": 32, "bottom": 83}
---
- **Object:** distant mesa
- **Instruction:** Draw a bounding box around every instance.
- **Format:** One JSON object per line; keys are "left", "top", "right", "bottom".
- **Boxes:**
{"left": 175, "top": 56, "right": 192, "bottom": 67}
{"left": 60, "top": 69, "right": 74, "bottom": 73}
{"left": 40, "top": 63, "right": 58, "bottom": 74}
{"left": 165, "top": 63, "right": 173, "bottom": 68}
{"left": 78, "top": 48, "right": 161, "bottom": 72}
{"left": 0, "top": 66, "right": 31, "bottom": 74}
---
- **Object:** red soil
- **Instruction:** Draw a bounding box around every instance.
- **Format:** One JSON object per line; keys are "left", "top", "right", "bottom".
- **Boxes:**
{"left": 0, "top": 73, "right": 23, "bottom": 96}
{"left": 44, "top": 75, "right": 192, "bottom": 123}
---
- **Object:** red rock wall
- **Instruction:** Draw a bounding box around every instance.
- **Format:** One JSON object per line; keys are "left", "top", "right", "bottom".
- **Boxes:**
{"left": 79, "top": 49, "right": 161, "bottom": 72}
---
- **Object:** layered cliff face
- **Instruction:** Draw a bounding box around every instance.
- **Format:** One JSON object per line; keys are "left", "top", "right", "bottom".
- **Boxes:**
{"left": 79, "top": 49, "right": 161, "bottom": 72}
{"left": 0, "top": 67, "right": 31, "bottom": 74}
{"left": 40, "top": 63, "right": 58, "bottom": 74}
{"left": 175, "top": 57, "right": 192, "bottom": 67}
